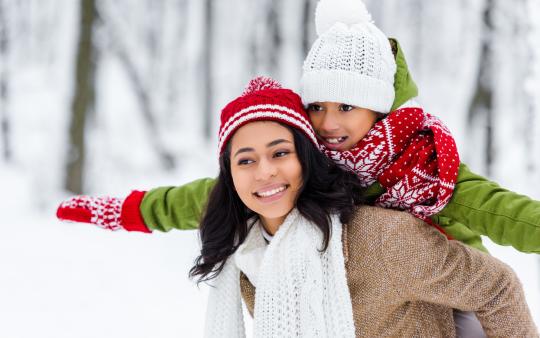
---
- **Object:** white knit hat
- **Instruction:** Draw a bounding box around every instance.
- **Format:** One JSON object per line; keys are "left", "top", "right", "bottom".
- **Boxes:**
{"left": 301, "top": 0, "right": 397, "bottom": 114}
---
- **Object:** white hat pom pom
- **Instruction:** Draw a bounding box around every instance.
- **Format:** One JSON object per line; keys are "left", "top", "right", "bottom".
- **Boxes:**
{"left": 315, "top": 0, "right": 373, "bottom": 36}
{"left": 242, "top": 76, "right": 282, "bottom": 96}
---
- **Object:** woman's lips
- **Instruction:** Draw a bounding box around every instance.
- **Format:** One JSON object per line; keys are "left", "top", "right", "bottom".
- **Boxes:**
{"left": 253, "top": 184, "right": 289, "bottom": 204}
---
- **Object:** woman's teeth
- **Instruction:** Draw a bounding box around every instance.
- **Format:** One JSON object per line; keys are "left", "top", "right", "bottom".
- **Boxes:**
{"left": 256, "top": 186, "right": 286, "bottom": 197}
{"left": 326, "top": 137, "right": 346, "bottom": 144}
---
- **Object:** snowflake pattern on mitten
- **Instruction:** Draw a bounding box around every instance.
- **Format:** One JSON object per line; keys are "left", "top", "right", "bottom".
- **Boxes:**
{"left": 57, "top": 195, "right": 124, "bottom": 231}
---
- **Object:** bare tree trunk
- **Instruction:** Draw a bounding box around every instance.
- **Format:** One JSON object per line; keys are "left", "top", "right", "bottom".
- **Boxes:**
{"left": 249, "top": 0, "right": 283, "bottom": 78}
{"left": 267, "top": 0, "right": 282, "bottom": 75}
{"left": 520, "top": 0, "right": 535, "bottom": 174}
{"left": 110, "top": 42, "right": 175, "bottom": 169}
{"left": 467, "top": 0, "right": 494, "bottom": 176}
{"left": 165, "top": 0, "right": 189, "bottom": 111}
{"left": 0, "top": 0, "right": 11, "bottom": 162}
{"left": 301, "top": 0, "right": 316, "bottom": 57}
{"left": 202, "top": 0, "right": 213, "bottom": 139}
{"left": 248, "top": 1, "right": 260, "bottom": 76}
{"left": 96, "top": 2, "right": 175, "bottom": 169}
{"left": 65, "top": 0, "right": 97, "bottom": 193}
{"left": 410, "top": 0, "right": 424, "bottom": 71}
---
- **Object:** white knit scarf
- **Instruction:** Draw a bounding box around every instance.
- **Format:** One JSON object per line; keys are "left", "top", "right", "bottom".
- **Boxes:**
{"left": 204, "top": 209, "right": 356, "bottom": 338}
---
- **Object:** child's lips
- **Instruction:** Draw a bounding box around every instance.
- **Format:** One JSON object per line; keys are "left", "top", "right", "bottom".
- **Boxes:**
{"left": 321, "top": 136, "right": 348, "bottom": 150}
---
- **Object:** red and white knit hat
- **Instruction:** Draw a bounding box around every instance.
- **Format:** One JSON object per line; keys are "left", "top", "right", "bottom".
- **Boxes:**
{"left": 218, "top": 76, "right": 319, "bottom": 155}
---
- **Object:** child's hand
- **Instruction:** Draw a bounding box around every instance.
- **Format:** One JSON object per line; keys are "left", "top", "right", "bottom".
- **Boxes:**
{"left": 56, "top": 191, "right": 151, "bottom": 232}
{"left": 56, "top": 195, "right": 124, "bottom": 230}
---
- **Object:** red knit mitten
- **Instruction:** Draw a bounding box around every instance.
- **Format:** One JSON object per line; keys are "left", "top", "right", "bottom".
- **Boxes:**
{"left": 56, "top": 191, "right": 151, "bottom": 233}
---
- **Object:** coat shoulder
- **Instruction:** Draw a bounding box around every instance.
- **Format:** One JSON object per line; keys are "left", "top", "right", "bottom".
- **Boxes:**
{"left": 347, "top": 205, "right": 424, "bottom": 238}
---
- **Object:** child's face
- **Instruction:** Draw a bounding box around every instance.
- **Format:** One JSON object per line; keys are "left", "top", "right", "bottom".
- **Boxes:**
{"left": 307, "top": 102, "right": 378, "bottom": 151}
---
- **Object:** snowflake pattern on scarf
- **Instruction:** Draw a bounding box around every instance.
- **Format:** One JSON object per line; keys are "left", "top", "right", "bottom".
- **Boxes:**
{"left": 321, "top": 107, "right": 460, "bottom": 223}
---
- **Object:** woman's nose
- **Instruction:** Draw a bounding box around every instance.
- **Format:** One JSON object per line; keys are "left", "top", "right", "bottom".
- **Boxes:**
{"left": 255, "top": 158, "right": 277, "bottom": 181}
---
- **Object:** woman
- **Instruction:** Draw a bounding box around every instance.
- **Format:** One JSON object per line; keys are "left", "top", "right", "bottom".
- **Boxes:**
{"left": 191, "top": 77, "right": 537, "bottom": 337}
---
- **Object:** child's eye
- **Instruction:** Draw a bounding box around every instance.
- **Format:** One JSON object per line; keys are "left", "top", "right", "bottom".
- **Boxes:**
{"left": 340, "top": 104, "right": 354, "bottom": 112}
{"left": 274, "top": 150, "right": 290, "bottom": 158}
{"left": 307, "top": 104, "right": 323, "bottom": 112}
{"left": 237, "top": 158, "right": 254, "bottom": 165}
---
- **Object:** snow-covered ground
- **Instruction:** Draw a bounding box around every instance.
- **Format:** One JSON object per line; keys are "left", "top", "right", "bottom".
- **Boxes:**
{"left": 0, "top": 213, "right": 207, "bottom": 338}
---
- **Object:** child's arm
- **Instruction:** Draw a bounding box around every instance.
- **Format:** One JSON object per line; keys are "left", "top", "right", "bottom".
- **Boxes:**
{"left": 139, "top": 178, "right": 215, "bottom": 232}
{"left": 432, "top": 163, "right": 540, "bottom": 253}
{"left": 56, "top": 178, "right": 215, "bottom": 232}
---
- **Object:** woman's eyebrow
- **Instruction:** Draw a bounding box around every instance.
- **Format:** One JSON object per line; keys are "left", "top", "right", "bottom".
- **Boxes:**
{"left": 267, "top": 139, "right": 292, "bottom": 147}
{"left": 233, "top": 139, "right": 292, "bottom": 158}
{"left": 234, "top": 147, "right": 254, "bottom": 157}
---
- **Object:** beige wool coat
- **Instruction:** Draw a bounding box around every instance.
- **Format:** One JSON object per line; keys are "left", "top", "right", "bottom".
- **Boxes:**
{"left": 239, "top": 206, "right": 538, "bottom": 337}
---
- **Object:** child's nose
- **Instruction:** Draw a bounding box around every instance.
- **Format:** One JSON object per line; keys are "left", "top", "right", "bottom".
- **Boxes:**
{"left": 320, "top": 113, "right": 340, "bottom": 132}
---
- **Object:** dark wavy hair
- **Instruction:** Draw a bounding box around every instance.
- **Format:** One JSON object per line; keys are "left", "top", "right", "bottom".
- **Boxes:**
{"left": 189, "top": 123, "right": 365, "bottom": 283}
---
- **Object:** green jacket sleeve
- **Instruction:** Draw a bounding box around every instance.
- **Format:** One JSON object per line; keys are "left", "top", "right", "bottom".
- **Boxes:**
{"left": 139, "top": 178, "right": 216, "bottom": 232}
{"left": 432, "top": 163, "right": 540, "bottom": 254}
{"left": 363, "top": 178, "right": 489, "bottom": 252}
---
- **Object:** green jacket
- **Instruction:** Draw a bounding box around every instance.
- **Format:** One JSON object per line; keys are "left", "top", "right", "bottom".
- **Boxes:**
{"left": 140, "top": 39, "right": 540, "bottom": 254}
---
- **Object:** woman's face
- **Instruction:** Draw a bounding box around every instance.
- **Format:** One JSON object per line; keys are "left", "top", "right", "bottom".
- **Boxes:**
{"left": 229, "top": 121, "right": 303, "bottom": 234}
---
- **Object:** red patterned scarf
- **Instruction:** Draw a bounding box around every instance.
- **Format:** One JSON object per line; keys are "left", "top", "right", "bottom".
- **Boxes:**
{"left": 321, "top": 107, "right": 460, "bottom": 228}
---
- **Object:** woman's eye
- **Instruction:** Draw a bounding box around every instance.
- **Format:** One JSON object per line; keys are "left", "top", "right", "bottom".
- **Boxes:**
{"left": 307, "top": 104, "right": 323, "bottom": 112}
{"left": 237, "top": 159, "right": 254, "bottom": 165}
{"left": 340, "top": 104, "right": 354, "bottom": 112}
{"left": 274, "top": 150, "right": 290, "bottom": 158}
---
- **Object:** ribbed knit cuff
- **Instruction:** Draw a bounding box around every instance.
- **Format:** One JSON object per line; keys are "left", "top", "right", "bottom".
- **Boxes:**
{"left": 121, "top": 190, "right": 151, "bottom": 233}
{"left": 301, "top": 70, "right": 395, "bottom": 114}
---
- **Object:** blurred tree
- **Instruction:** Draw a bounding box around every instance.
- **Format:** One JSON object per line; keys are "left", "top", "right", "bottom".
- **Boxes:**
{"left": 267, "top": 0, "right": 282, "bottom": 74}
{"left": 65, "top": 0, "right": 97, "bottom": 193}
{"left": 96, "top": 0, "right": 181, "bottom": 169}
{"left": 467, "top": 0, "right": 534, "bottom": 179}
{"left": 165, "top": 0, "right": 189, "bottom": 115}
{"left": 468, "top": 0, "right": 494, "bottom": 176}
{"left": 301, "top": 0, "right": 317, "bottom": 56}
{"left": 493, "top": 0, "right": 536, "bottom": 175}
{"left": 0, "top": 0, "right": 11, "bottom": 162}
{"left": 250, "top": 0, "right": 283, "bottom": 78}
{"left": 202, "top": 0, "right": 214, "bottom": 140}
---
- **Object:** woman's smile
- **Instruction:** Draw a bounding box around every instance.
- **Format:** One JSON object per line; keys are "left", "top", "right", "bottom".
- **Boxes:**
{"left": 253, "top": 184, "right": 290, "bottom": 203}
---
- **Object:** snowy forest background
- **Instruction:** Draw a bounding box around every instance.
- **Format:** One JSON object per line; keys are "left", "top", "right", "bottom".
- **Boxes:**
{"left": 1, "top": 0, "right": 539, "bottom": 337}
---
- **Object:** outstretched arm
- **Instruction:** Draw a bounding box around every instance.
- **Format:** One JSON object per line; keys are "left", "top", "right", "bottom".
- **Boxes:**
{"left": 434, "top": 163, "right": 540, "bottom": 253}
{"left": 56, "top": 178, "right": 216, "bottom": 232}
{"left": 139, "top": 178, "right": 215, "bottom": 232}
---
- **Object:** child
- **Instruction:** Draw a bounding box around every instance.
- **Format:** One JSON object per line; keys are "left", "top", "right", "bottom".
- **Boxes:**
{"left": 57, "top": 0, "right": 540, "bottom": 257}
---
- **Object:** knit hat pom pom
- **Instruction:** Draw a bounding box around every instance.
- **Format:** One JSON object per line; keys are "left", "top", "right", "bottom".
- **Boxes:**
{"left": 315, "top": 0, "right": 373, "bottom": 36}
{"left": 242, "top": 76, "right": 283, "bottom": 96}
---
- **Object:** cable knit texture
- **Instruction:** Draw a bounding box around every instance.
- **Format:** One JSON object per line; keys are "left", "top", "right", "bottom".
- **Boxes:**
{"left": 204, "top": 209, "right": 355, "bottom": 338}
{"left": 321, "top": 107, "right": 460, "bottom": 228}
{"left": 240, "top": 206, "right": 538, "bottom": 337}
{"left": 218, "top": 76, "right": 318, "bottom": 155}
{"left": 120, "top": 190, "right": 151, "bottom": 233}
{"left": 301, "top": 0, "right": 396, "bottom": 113}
